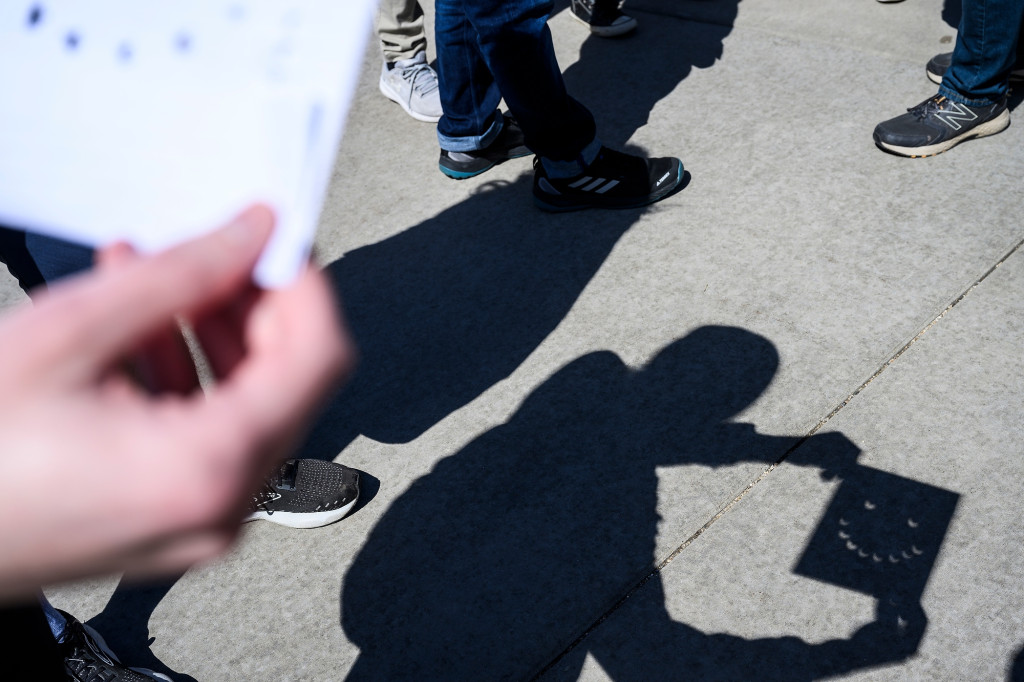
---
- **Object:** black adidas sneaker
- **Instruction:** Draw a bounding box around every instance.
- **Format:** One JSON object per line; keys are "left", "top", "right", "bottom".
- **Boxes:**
{"left": 926, "top": 51, "right": 1024, "bottom": 85}
{"left": 59, "top": 611, "right": 171, "bottom": 682}
{"left": 439, "top": 113, "right": 531, "bottom": 179}
{"left": 246, "top": 459, "right": 360, "bottom": 529}
{"left": 873, "top": 94, "right": 1010, "bottom": 157}
{"left": 532, "top": 146, "right": 684, "bottom": 212}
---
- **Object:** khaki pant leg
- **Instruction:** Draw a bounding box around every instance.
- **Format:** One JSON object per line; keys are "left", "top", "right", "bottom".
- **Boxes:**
{"left": 378, "top": 0, "right": 428, "bottom": 63}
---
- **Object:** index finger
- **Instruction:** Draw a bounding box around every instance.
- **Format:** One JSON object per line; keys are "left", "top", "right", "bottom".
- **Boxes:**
{"left": 203, "top": 263, "right": 355, "bottom": 473}
{"left": 10, "top": 206, "right": 274, "bottom": 385}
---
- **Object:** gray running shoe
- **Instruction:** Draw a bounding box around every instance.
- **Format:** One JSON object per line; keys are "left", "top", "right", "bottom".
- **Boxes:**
{"left": 379, "top": 52, "right": 443, "bottom": 123}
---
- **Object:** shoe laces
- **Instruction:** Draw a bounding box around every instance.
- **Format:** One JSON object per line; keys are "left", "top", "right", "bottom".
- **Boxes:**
{"left": 400, "top": 61, "right": 438, "bottom": 97}
{"left": 908, "top": 95, "right": 947, "bottom": 119}
{"left": 251, "top": 480, "right": 281, "bottom": 515}
{"left": 63, "top": 624, "right": 120, "bottom": 681}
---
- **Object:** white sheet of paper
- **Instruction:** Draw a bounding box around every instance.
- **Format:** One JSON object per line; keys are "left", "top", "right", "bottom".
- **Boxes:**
{"left": 0, "top": 0, "right": 375, "bottom": 287}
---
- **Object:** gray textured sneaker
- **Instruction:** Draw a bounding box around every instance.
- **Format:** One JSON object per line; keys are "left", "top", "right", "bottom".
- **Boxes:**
{"left": 379, "top": 52, "right": 443, "bottom": 123}
{"left": 246, "top": 459, "right": 360, "bottom": 529}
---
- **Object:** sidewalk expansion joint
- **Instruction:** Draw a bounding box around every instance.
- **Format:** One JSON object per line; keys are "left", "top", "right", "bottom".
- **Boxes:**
{"left": 799, "top": 233, "right": 1024, "bottom": 442}
{"left": 531, "top": 235, "right": 1024, "bottom": 681}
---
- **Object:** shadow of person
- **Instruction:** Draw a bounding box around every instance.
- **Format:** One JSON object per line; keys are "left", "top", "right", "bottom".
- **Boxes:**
{"left": 71, "top": 150, "right": 688, "bottom": 680}
{"left": 557, "top": 0, "right": 742, "bottom": 149}
{"left": 1010, "top": 643, "right": 1024, "bottom": 681}
{"left": 301, "top": 173, "right": 660, "bottom": 460}
{"left": 86, "top": 574, "right": 197, "bottom": 682}
{"left": 340, "top": 326, "right": 952, "bottom": 680}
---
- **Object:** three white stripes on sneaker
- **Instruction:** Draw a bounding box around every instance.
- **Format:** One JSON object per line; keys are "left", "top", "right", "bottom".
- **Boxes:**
{"left": 569, "top": 175, "right": 620, "bottom": 193}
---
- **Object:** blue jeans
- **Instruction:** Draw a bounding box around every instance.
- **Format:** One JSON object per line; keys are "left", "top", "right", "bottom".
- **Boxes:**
{"left": 434, "top": 0, "right": 600, "bottom": 176}
{"left": 0, "top": 227, "right": 93, "bottom": 294}
{"left": 941, "top": 0, "right": 1024, "bottom": 105}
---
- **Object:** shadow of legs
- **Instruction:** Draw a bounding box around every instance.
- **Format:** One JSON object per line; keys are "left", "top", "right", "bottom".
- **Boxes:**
{"left": 87, "top": 573, "right": 197, "bottom": 682}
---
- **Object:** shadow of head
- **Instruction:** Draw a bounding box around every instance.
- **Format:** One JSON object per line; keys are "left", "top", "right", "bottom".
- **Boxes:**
{"left": 638, "top": 324, "right": 778, "bottom": 428}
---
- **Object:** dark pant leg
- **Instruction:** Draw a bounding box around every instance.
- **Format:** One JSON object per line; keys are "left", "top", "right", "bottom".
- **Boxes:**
{"left": 942, "top": 0, "right": 1024, "bottom": 103}
{"left": 0, "top": 227, "right": 93, "bottom": 295}
{"left": 467, "top": 0, "right": 597, "bottom": 162}
{"left": 0, "top": 602, "right": 66, "bottom": 681}
{"left": 435, "top": 0, "right": 505, "bottom": 149}
{"left": 435, "top": 0, "right": 597, "bottom": 162}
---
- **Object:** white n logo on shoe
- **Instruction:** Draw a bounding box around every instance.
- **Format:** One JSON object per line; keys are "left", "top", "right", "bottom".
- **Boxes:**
{"left": 568, "top": 175, "right": 620, "bottom": 194}
{"left": 934, "top": 101, "right": 978, "bottom": 131}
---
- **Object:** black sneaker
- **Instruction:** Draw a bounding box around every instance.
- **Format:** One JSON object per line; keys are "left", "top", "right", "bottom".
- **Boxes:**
{"left": 532, "top": 146, "right": 684, "bottom": 212}
{"left": 438, "top": 113, "right": 531, "bottom": 179}
{"left": 59, "top": 611, "right": 171, "bottom": 682}
{"left": 926, "top": 51, "right": 1024, "bottom": 85}
{"left": 873, "top": 94, "right": 1010, "bottom": 157}
{"left": 570, "top": 0, "right": 637, "bottom": 37}
{"left": 245, "top": 459, "right": 360, "bottom": 529}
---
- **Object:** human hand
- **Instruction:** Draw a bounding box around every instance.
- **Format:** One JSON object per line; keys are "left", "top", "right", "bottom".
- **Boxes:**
{"left": 845, "top": 595, "right": 927, "bottom": 664}
{"left": 0, "top": 206, "right": 354, "bottom": 601}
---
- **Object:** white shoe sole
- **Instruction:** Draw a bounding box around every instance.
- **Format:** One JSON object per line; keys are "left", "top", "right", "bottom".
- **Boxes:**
{"left": 244, "top": 493, "right": 359, "bottom": 529}
{"left": 379, "top": 79, "right": 441, "bottom": 123}
{"left": 877, "top": 109, "right": 1010, "bottom": 157}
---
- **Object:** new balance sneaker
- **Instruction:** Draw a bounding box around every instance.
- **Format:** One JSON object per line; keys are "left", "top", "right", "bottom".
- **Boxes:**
{"left": 58, "top": 610, "right": 171, "bottom": 682}
{"left": 873, "top": 94, "right": 1010, "bottom": 157}
{"left": 533, "top": 146, "right": 684, "bottom": 212}
{"left": 380, "top": 52, "right": 443, "bottom": 123}
{"left": 926, "top": 51, "right": 1024, "bottom": 85}
{"left": 438, "top": 113, "right": 531, "bottom": 179}
{"left": 246, "top": 459, "right": 360, "bottom": 529}
{"left": 570, "top": 0, "right": 638, "bottom": 37}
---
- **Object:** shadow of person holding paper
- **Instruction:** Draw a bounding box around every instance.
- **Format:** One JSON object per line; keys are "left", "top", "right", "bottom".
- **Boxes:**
{"left": 340, "top": 326, "right": 957, "bottom": 680}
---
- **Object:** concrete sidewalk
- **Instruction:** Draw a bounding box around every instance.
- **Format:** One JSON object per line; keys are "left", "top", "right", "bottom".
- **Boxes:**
{"left": 20, "top": 0, "right": 1024, "bottom": 679}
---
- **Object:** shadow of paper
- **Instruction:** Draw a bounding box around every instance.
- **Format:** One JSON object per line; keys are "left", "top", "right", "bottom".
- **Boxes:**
{"left": 794, "top": 465, "right": 958, "bottom": 605}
